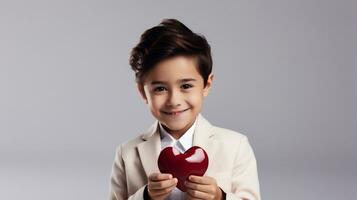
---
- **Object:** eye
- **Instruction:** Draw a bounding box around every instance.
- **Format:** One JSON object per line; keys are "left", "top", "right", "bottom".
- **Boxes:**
{"left": 181, "top": 84, "right": 193, "bottom": 89}
{"left": 153, "top": 86, "right": 166, "bottom": 92}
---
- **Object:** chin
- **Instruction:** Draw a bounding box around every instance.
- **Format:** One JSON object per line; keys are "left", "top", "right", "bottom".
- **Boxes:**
{"left": 161, "top": 121, "right": 188, "bottom": 132}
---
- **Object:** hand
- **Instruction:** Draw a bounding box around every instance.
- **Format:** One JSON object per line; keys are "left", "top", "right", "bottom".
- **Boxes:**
{"left": 185, "top": 175, "right": 223, "bottom": 200}
{"left": 147, "top": 172, "right": 178, "bottom": 200}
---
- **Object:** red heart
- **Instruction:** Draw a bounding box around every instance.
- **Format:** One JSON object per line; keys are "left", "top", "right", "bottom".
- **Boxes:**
{"left": 157, "top": 146, "right": 209, "bottom": 192}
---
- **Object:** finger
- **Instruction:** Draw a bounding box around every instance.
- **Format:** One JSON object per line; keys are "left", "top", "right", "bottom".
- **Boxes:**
{"left": 186, "top": 188, "right": 213, "bottom": 199}
{"left": 188, "top": 175, "right": 213, "bottom": 185}
{"left": 149, "top": 178, "right": 177, "bottom": 190}
{"left": 186, "top": 192, "right": 204, "bottom": 200}
{"left": 150, "top": 182, "right": 177, "bottom": 196}
{"left": 185, "top": 180, "right": 215, "bottom": 193}
{"left": 186, "top": 190, "right": 206, "bottom": 200}
{"left": 186, "top": 193, "right": 203, "bottom": 200}
{"left": 149, "top": 173, "right": 173, "bottom": 181}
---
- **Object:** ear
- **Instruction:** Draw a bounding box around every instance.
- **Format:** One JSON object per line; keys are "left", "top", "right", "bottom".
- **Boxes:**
{"left": 136, "top": 83, "right": 148, "bottom": 104}
{"left": 203, "top": 73, "right": 214, "bottom": 97}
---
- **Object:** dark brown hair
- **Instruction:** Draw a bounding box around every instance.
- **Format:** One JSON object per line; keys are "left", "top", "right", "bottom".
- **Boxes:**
{"left": 129, "top": 19, "right": 212, "bottom": 87}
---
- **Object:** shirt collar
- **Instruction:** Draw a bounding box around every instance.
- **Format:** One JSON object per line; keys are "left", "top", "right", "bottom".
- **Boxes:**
{"left": 159, "top": 117, "right": 198, "bottom": 152}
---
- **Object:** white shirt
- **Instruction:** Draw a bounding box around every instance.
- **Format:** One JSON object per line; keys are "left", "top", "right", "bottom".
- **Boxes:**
{"left": 159, "top": 117, "right": 198, "bottom": 200}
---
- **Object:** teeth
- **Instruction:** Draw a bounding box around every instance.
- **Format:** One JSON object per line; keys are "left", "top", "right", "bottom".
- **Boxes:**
{"left": 165, "top": 109, "right": 187, "bottom": 115}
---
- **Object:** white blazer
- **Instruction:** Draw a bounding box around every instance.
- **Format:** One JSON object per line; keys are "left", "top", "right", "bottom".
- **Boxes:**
{"left": 109, "top": 114, "right": 261, "bottom": 200}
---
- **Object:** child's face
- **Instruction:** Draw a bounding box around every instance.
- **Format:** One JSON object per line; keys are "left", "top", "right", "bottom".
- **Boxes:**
{"left": 137, "top": 56, "right": 213, "bottom": 136}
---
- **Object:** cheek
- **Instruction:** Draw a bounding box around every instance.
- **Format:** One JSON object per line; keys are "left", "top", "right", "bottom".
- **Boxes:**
{"left": 148, "top": 95, "right": 166, "bottom": 109}
{"left": 186, "top": 92, "right": 204, "bottom": 106}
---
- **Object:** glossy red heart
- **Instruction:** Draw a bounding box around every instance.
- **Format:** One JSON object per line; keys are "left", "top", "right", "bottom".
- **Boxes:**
{"left": 157, "top": 146, "right": 209, "bottom": 192}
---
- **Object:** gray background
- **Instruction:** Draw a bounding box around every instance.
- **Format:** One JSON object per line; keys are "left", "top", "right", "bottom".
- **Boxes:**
{"left": 1, "top": 0, "right": 356, "bottom": 199}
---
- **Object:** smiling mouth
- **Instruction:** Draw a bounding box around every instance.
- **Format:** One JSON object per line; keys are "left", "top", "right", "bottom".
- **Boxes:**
{"left": 162, "top": 108, "right": 190, "bottom": 116}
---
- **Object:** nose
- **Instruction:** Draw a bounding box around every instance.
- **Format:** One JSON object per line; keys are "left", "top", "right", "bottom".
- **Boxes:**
{"left": 166, "top": 89, "right": 182, "bottom": 107}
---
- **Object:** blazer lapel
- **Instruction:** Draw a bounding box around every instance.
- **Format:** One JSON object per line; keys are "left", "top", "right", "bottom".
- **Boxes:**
{"left": 193, "top": 114, "right": 218, "bottom": 174}
{"left": 137, "top": 121, "right": 162, "bottom": 178}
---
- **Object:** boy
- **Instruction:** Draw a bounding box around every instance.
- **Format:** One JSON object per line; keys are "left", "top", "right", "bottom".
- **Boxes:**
{"left": 109, "top": 19, "right": 260, "bottom": 200}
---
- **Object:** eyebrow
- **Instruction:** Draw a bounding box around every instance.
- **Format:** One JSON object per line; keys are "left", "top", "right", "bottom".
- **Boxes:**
{"left": 151, "top": 78, "right": 197, "bottom": 85}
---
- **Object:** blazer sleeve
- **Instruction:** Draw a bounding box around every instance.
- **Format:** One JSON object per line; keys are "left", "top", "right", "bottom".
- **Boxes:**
{"left": 225, "top": 136, "right": 261, "bottom": 200}
{"left": 109, "top": 145, "right": 147, "bottom": 200}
